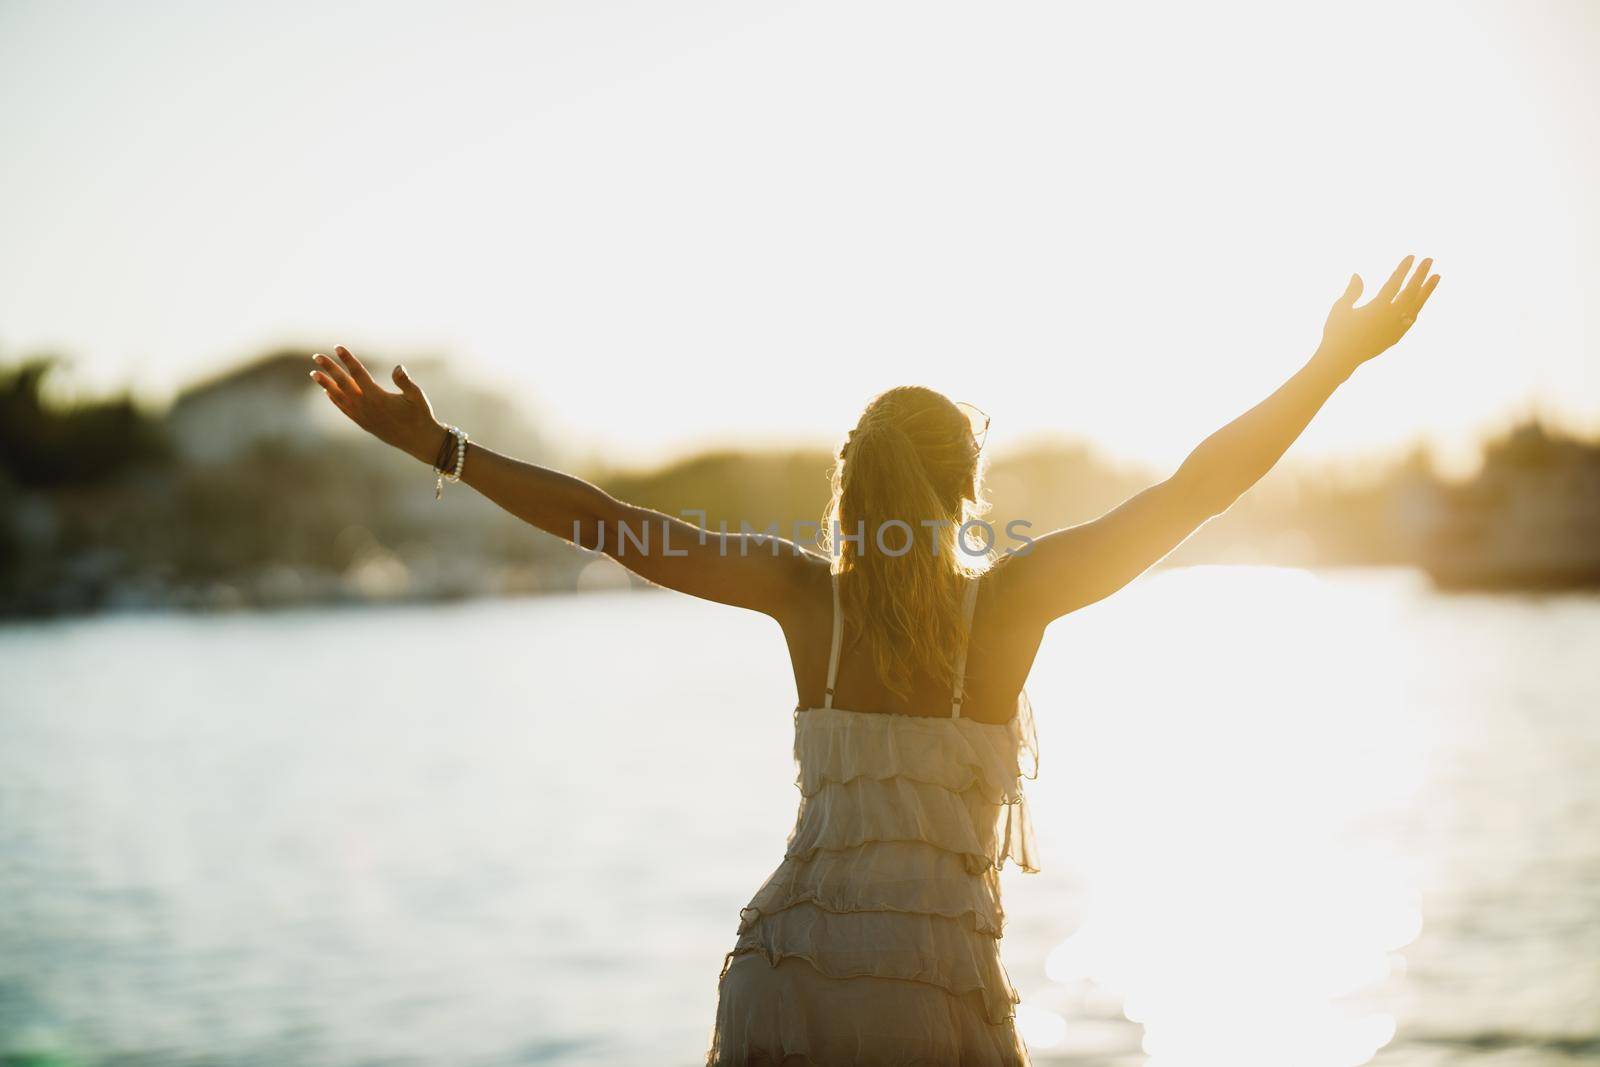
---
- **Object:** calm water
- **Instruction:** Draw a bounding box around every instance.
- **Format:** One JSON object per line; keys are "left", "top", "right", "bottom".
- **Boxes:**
{"left": 1, "top": 567, "right": 1596, "bottom": 1066}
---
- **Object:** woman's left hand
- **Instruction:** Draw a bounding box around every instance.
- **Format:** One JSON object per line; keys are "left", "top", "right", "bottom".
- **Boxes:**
{"left": 1318, "top": 255, "right": 1441, "bottom": 373}
{"left": 309, "top": 346, "right": 444, "bottom": 464}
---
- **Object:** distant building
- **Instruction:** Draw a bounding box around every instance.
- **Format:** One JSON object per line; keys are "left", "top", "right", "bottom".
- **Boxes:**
{"left": 1400, "top": 421, "right": 1600, "bottom": 589}
{"left": 166, "top": 350, "right": 344, "bottom": 464}
{"left": 166, "top": 350, "right": 553, "bottom": 474}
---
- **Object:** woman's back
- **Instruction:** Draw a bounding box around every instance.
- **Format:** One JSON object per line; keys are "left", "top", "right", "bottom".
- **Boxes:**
{"left": 780, "top": 560, "right": 1048, "bottom": 726}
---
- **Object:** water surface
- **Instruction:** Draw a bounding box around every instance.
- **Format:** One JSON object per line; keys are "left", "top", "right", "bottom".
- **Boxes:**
{"left": 2, "top": 567, "right": 1596, "bottom": 1065}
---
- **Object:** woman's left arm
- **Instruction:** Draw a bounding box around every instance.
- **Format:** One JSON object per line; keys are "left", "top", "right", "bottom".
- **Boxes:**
{"left": 1001, "top": 255, "right": 1441, "bottom": 624}
{"left": 1170, "top": 255, "right": 1441, "bottom": 512}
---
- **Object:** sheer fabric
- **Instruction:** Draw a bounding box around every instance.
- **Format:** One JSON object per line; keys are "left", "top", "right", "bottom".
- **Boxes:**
{"left": 707, "top": 574, "right": 1040, "bottom": 1066}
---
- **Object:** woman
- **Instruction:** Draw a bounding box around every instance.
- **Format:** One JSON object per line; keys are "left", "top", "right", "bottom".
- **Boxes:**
{"left": 309, "top": 256, "right": 1439, "bottom": 1065}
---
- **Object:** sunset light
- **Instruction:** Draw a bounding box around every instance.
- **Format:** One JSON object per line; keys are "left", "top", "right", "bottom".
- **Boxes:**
{"left": 3, "top": 4, "right": 1596, "bottom": 1067}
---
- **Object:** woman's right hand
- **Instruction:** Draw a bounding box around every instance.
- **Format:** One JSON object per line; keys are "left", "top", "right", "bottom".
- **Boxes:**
{"left": 1318, "top": 255, "right": 1441, "bottom": 373}
{"left": 309, "top": 346, "right": 446, "bottom": 464}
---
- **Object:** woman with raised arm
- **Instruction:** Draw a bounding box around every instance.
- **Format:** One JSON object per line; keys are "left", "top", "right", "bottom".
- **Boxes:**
{"left": 309, "top": 255, "right": 1439, "bottom": 1066}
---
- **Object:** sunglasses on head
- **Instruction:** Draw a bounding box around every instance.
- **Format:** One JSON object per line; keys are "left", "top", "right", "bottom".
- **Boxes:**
{"left": 955, "top": 401, "right": 989, "bottom": 451}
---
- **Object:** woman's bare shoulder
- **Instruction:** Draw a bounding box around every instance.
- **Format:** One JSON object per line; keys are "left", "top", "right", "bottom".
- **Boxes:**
{"left": 976, "top": 551, "right": 1047, "bottom": 630}
{"left": 775, "top": 547, "right": 834, "bottom": 618}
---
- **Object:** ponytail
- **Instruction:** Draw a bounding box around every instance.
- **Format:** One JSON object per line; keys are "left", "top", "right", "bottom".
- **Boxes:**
{"left": 823, "top": 387, "right": 985, "bottom": 701}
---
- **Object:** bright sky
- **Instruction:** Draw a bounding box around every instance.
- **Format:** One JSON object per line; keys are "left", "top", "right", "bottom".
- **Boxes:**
{"left": 2, "top": 0, "right": 1594, "bottom": 472}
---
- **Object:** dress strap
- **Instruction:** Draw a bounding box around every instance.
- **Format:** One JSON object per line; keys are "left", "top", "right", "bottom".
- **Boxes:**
{"left": 951, "top": 574, "right": 980, "bottom": 718}
{"left": 823, "top": 571, "right": 843, "bottom": 710}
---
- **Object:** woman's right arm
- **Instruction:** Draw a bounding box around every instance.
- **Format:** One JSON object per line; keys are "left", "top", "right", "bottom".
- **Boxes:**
{"left": 451, "top": 441, "right": 817, "bottom": 614}
{"left": 999, "top": 256, "right": 1440, "bottom": 625}
{"left": 309, "top": 347, "right": 816, "bottom": 618}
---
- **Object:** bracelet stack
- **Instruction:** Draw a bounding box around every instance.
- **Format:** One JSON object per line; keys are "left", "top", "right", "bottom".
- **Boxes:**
{"left": 432, "top": 424, "right": 469, "bottom": 500}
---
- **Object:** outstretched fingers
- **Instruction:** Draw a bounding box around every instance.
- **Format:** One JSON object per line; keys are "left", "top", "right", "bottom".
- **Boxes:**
{"left": 313, "top": 352, "right": 360, "bottom": 396}
{"left": 1375, "top": 255, "right": 1415, "bottom": 303}
{"left": 1336, "top": 273, "right": 1364, "bottom": 308}
{"left": 1416, "top": 272, "right": 1441, "bottom": 310}
{"left": 309, "top": 355, "right": 361, "bottom": 418}
{"left": 391, "top": 363, "right": 424, "bottom": 402}
{"left": 1399, "top": 257, "right": 1433, "bottom": 303}
{"left": 335, "top": 345, "right": 380, "bottom": 392}
{"left": 311, "top": 370, "right": 351, "bottom": 408}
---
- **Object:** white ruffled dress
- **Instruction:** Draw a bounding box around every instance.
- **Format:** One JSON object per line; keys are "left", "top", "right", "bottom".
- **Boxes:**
{"left": 708, "top": 573, "right": 1040, "bottom": 1066}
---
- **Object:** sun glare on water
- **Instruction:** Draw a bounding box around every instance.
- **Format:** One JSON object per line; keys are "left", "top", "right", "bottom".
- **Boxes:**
{"left": 1015, "top": 566, "right": 1434, "bottom": 1065}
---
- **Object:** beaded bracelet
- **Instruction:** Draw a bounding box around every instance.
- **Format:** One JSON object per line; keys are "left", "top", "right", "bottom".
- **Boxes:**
{"left": 433, "top": 424, "right": 469, "bottom": 500}
{"left": 432, "top": 428, "right": 454, "bottom": 473}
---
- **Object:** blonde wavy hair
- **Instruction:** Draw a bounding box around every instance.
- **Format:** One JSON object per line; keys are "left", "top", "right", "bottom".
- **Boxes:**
{"left": 822, "top": 386, "right": 989, "bottom": 701}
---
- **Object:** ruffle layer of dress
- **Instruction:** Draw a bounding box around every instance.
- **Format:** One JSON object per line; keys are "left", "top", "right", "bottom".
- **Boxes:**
{"left": 786, "top": 776, "right": 1037, "bottom": 876}
{"left": 790, "top": 704, "right": 1039, "bottom": 874}
{"left": 723, "top": 901, "right": 1020, "bottom": 1028}
{"left": 709, "top": 953, "right": 1029, "bottom": 1067}
{"left": 794, "top": 704, "right": 1036, "bottom": 804}
{"left": 710, "top": 697, "right": 1041, "bottom": 1065}
{"left": 739, "top": 840, "right": 1006, "bottom": 937}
